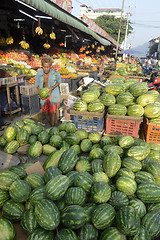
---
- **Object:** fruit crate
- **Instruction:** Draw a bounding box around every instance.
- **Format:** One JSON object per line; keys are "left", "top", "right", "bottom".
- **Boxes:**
{"left": 70, "top": 110, "right": 105, "bottom": 132}
{"left": 0, "top": 76, "right": 17, "bottom": 85}
{"left": 21, "top": 94, "right": 40, "bottom": 115}
{"left": 20, "top": 85, "right": 38, "bottom": 95}
{"left": 105, "top": 114, "right": 143, "bottom": 138}
{"left": 127, "top": 75, "right": 146, "bottom": 83}
{"left": 143, "top": 117, "right": 160, "bottom": 143}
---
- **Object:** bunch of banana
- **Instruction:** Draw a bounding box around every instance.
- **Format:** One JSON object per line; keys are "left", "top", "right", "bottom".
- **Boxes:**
{"left": 6, "top": 37, "right": 14, "bottom": 45}
{"left": 43, "top": 43, "right": 51, "bottom": 49}
{"left": 35, "top": 26, "right": 43, "bottom": 35}
{"left": 19, "top": 40, "right": 30, "bottom": 49}
{"left": 50, "top": 32, "right": 56, "bottom": 40}
{"left": 0, "top": 37, "right": 6, "bottom": 45}
{"left": 100, "top": 46, "right": 105, "bottom": 51}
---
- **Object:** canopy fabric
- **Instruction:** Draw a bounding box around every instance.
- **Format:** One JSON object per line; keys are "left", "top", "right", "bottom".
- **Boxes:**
{"left": 118, "top": 49, "right": 142, "bottom": 55}
{"left": 21, "top": 0, "right": 111, "bottom": 46}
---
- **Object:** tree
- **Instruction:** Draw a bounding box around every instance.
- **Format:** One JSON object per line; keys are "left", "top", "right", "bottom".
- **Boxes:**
{"left": 95, "top": 15, "right": 133, "bottom": 44}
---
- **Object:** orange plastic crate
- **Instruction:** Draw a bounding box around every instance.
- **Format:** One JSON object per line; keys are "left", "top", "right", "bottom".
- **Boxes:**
{"left": 106, "top": 114, "right": 143, "bottom": 138}
{"left": 143, "top": 117, "right": 160, "bottom": 143}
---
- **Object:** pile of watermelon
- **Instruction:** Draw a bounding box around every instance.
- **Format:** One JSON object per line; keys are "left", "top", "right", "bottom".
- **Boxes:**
{"left": 1, "top": 120, "right": 160, "bottom": 239}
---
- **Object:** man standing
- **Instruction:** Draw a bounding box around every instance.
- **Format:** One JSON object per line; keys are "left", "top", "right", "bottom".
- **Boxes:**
{"left": 35, "top": 57, "right": 61, "bottom": 126}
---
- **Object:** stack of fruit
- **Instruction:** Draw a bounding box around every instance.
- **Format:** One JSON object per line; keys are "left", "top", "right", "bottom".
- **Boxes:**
{"left": 0, "top": 120, "right": 160, "bottom": 239}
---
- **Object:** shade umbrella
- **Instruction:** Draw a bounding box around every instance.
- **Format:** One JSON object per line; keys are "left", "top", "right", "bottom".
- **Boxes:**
{"left": 118, "top": 49, "right": 142, "bottom": 55}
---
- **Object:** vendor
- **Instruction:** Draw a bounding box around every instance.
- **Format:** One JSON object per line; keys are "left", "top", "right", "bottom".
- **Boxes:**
{"left": 0, "top": 81, "right": 10, "bottom": 131}
{"left": 35, "top": 57, "right": 61, "bottom": 126}
{"left": 98, "top": 57, "right": 104, "bottom": 81}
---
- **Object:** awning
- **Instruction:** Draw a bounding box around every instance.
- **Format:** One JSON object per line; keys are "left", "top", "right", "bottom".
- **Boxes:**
{"left": 20, "top": 0, "right": 110, "bottom": 46}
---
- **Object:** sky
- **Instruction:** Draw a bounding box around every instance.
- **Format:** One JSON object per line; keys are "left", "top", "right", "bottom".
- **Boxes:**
{"left": 71, "top": 0, "right": 160, "bottom": 48}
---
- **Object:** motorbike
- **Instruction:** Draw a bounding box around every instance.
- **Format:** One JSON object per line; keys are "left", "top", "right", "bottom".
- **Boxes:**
{"left": 143, "top": 71, "right": 160, "bottom": 92}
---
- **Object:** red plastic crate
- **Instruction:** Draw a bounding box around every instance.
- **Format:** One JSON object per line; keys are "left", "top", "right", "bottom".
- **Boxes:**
{"left": 143, "top": 117, "right": 160, "bottom": 143}
{"left": 106, "top": 114, "right": 143, "bottom": 138}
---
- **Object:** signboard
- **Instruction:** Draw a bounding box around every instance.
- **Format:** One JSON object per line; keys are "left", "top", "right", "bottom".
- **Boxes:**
{"left": 50, "top": 0, "right": 72, "bottom": 13}
{"left": 82, "top": 14, "right": 117, "bottom": 45}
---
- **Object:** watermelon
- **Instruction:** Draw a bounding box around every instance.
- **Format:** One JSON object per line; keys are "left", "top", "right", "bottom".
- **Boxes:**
{"left": 137, "top": 182, "right": 160, "bottom": 203}
{"left": 58, "top": 122, "right": 68, "bottom": 131}
{"left": 55, "top": 228, "right": 78, "bottom": 240}
{"left": 43, "top": 150, "right": 64, "bottom": 170}
{"left": 65, "top": 123, "right": 76, "bottom": 133}
{"left": 116, "top": 176, "right": 137, "bottom": 195}
{"left": 28, "top": 141, "right": 42, "bottom": 158}
{"left": 122, "top": 157, "right": 142, "bottom": 172}
{"left": 29, "top": 186, "right": 46, "bottom": 207}
{"left": 0, "top": 136, "right": 7, "bottom": 147}
{"left": 74, "top": 172, "right": 94, "bottom": 193}
{"left": 80, "top": 139, "right": 92, "bottom": 152}
{"left": 93, "top": 172, "right": 109, "bottom": 183}
{"left": 137, "top": 93, "right": 156, "bottom": 107}
{"left": 73, "top": 98, "right": 88, "bottom": 111}
{"left": 119, "top": 136, "right": 134, "bottom": 149}
{"left": 58, "top": 149, "right": 78, "bottom": 174}
{"left": 4, "top": 140, "right": 19, "bottom": 154}
{"left": 129, "top": 82, "right": 148, "bottom": 97}
{"left": 65, "top": 133, "right": 81, "bottom": 145}
{"left": 75, "top": 159, "right": 91, "bottom": 173}
{"left": 88, "top": 132, "right": 101, "bottom": 143}
{"left": 29, "top": 135, "right": 37, "bottom": 145}
{"left": 2, "top": 199, "right": 25, "bottom": 221}
{"left": 76, "top": 129, "right": 88, "bottom": 140}
{"left": 0, "top": 218, "right": 16, "bottom": 240}
{"left": 3, "top": 126, "right": 17, "bottom": 142}
{"left": 15, "top": 120, "right": 24, "bottom": 129}
{"left": 35, "top": 199, "right": 60, "bottom": 230}
{"left": 0, "top": 171, "right": 20, "bottom": 190}
{"left": 44, "top": 166, "right": 62, "bottom": 183}
{"left": 66, "top": 171, "right": 79, "bottom": 187}
{"left": 45, "top": 175, "right": 69, "bottom": 201}
{"left": 21, "top": 208, "right": 39, "bottom": 234}
{"left": 99, "top": 93, "right": 116, "bottom": 106}
{"left": 42, "top": 144, "right": 56, "bottom": 156}
{"left": 135, "top": 171, "right": 155, "bottom": 184}
{"left": 146, "top": 161, "right": 160, "bottom": 178}
{"left": 23, "top": 119, "right": 36, "bottom": 125}
{"left": 116, "top": 206, "right": 140, "bottom": 236}
{"left": 89, "top": 148, "right": 105, "bottom": 161}
{"left": 108, "top": 104, "right": 127, "bottom": 116}
{"left": 92, "top": 203, "right": 115, "bottom": 230}
{"left": 82, "top": 91, "right": 98, "bottom": 103}
{"left": 104, "top": 145, "right": 124, "bottom": 157}
{"left": 105, "top": 83, "right": 124, "bottom": 96}
{"left": 144, "top": 103, "right": 160, "bottom": 118}
{"left": 127, "top": 146, "right": 150, "bottom": 161}
{"left": 9, "top": 179, "right": 31, "bottom": 203}
{"left": 149, "top": 150, "right": 160, "bottom": 161}
{"left": 142, "top": 211, "right": 160, "bottom": 239}
{"left": 59, "top": 131, "right": 67, "bottom": 139}
{"left": 148, "top": 202, "right": 160, "bottom": 212}
{"left": 79, "top": 223, "right": 98, "bottom": 240}
{"left": 109, "top": 190, "right": 129, "bottom": 210}
{"left": 70, "top": 145, "right": 81, "bottom": 155}
{"left": 132, "top": 225, "right": 151, "bottom": 240}
{"left": 0, "top": 190, "right": 10, "bottom": 208}
{"left": 100, "top": 227, "right": 127, "bottom": 240}
{"left": 9, "top": 166, "right": 26, "bottom": 179}
{"left": 91, "top": 182, "right": 111, "bottom": 203}
{"left": 50, "top": 134, "right": 62, "bottom": 148}
{"left": 116, "top": 92, "right": 134, "bottom": 106}
{"left": 116, "top": 168, "right": 135, "bottom": 179}
{"left": 103, "top": 152, "right": 121, "bottom": 178}
{"left": 49, "top": 126, "right": 59, "bottom": 135}
{"left": 55, "top": 199, "right": 66, "bottom": 213}
{"left": 31, "top": 125, "right": 44, "bottom": 135}
{"left": 130, "top": 199, "right": 146, "bottom": 218}
{"left": 83, "top": 203, "right": 97, "bottom": 223}
{"left": 39, "top": 88, "right": 49, "bottom": 99}
{"left": 91, "top": 159, "right": 103, "bottom": 174}
{"left": 61, "top": 205, "right": 87, "bottom": 229}
{"left": 88, "top": 100, "right": 105, "bottom": 113}
{"left": 127, "top": 104, "right": 144, "bottom": 117}
{"left": 16, "top": 129, "right": 29, "bottom": 146}
{"left": 38, "top": 131, "right": 50, "bottom": 145}
{"left": 22, "top": 125, "right": 32, "bottom": 135}
{"left": 64, "top": 187, "right": 86, "bottom": 206}
{"left": 27, "top": 227, "right": 54, "bottom": 240}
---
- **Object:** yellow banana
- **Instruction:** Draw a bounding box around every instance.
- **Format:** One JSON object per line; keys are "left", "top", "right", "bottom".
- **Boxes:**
{"left": 50, "top": 32, "right": 56, "bottom": 40}
{"left": 43, "top": 43, "right": 51, "bottom": 49}
{"left": 35, "top": 26, "right": 43, "bottom": 35}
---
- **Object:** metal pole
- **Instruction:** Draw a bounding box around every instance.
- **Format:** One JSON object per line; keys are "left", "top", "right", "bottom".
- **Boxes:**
{"left": 115, "top": 0, "right": 125, "bottom": 62}
{"left": 123, "top": 6, "right": 130, "bottom": 60}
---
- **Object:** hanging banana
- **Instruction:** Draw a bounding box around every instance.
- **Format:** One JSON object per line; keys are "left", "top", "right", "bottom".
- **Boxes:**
{"left": 19, "top": 40, "right": 30, "bottom": 49}
{"left": 35, "top": 26, "right": 43, "bottom": 35}
{"left": 50, "top": 32, "right": 56, "bottom": 40}
{"left": 6, "top": 37, "right": 14, "bottom": 45}
{"left": 43, "top": 43, "right": 51, "bottom": 49}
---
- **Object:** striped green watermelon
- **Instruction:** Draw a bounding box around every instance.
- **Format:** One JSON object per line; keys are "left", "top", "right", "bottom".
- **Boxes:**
{"left": 109, "top": 191, "right": 129, "bottom": 210}
{"left": 58, "top": 149, "right": 78, "bottom": 174}
{"left": 28, "top": 227, "right": 54, "bottom": 240}
{"left": 61, "top": 205, "right": 87, "bottom": 229}
{"left": 137, "top": 182, "right": 160, "bottom": 203}
{"left": 31, "top": 125, "right": 44, "bottom": 136}
{"left": 93, "top": 172, "right": 109, "bottom": 183}
{"left": 22, "top": 125, "right": 32, "bottom": 135}
{"left": 103, "top": 152, "right": 121, "bottom": 178}
{"left": 127, "top": 104, "right": 144, "bottom": 117}
{"left": 0, "top": 171, "right": 19, "bottom": 190}
{"left": 4, "top": 140, "right": 19, "bottom": 154}
{"left": 82, "top": 91, "right": 98, "bottom": 103}
{"left": 65, "top": 123, "right": 76, "bottom": 133}
{"left": 29, "top": 186, "right": 46, "bottom": 207}
{"left": 149, "top": 150, "right": 160, "bottom": 161}
{"left": 116, "top": 176, "right": 137, "bottom": 195}
{"left": 73, "top": 98, "right": 88, "bottom": 111}
{"left": 38, "top": 131, "right": 50, "bottom": 145}
{"left": 130, "top": 199, "right": 146, "bottom": 218}
{"left": 55, "top": 199, "right": 66, "bottom": 213}
{"left": 45, "top": 175, "right": 69, "bottom": 201}
{"left": 100, "top": 227, "right": 127, "bottom": 240}
{"left": 2, "top": 199, "right": 25, "bottom": 221}
{"left": 137, "top": 93, "right": 156, "bottom": 107}
{"left": 25, "top": 173, "right": 45, "bottom": 189}
{"left": 75, "top": 159, "right": 91, "bottom": 173}
{"left": 39, "top": 88, "right": 49, "bottom": 99}
{"left": 100, "top": 135, "right": 112, "bottom": 147}
{"left": 116, "top": 206, "right": 140, "bottom": 236}
{"left": 91, "top": 159, "right": 103, "bottom": 174}
{"left": 104, "top": 145, "right": 124, "bottom": 157}
{"left": 23, "top": 118, "right": 36, "bottom": 125}
{"left": 0, "top": 190, "right": 9, "bottom": 208}
{"left": 43, "top": 150, "right": 64, "bottom": 170}
{"left": 148, "top": 202, "right": 160, "bottom": 212}
{"left": 80, "top": 139, "right": 92, "bottom": 152}
{"left": 9, "top": 166, "right": 27, "bottom": 179}
{"left": 65, "top": 133, "right": 81, "bottom": 145}
{"left": 87, "top": 100, "right": 105, "bottom": 113}
{"left": 135, "top": 171, "right": 155, "bottom": 184}
{"left": 142, "top": 211, "right": 160, "bottom": 239}
{"left": 83, "top": 203, "right": 97, "bottom": 223}
{"left": 132, "top": 225, "right": 151, "bottom": 240}
{"left": 29, "top": 135, "right": 37, "bottom": 145}
{"left": 99, "top": 93, "right": 116, "bottom": 106}
{"left": 116, "top": 92, "right": 134, "bottom": 106}
{"left": 105, "top": 83, "right": 125, "bottom": 96}
{"left": 91, "top": 182, "right": 111, "bottom": 203}
{"left": 3, "top": 126, "right": 17, "bottom": 142}
{"left": 119, "top": 136, "right": 134, "bottom": 149}
{"left": 49, "top": 126, "right": 59, "bottom": 135}
{"left": 129, "top": 82, "right": 148, "bottom": 97}
{"left": 0, "top": 136, "right": 7, "bottom": 147}
{"left": 108, "top": 104, "right": 127, "bottom": 116}
{"left": 59, "top": 130, "right": 67, "bottom": 139}
{"left": 16, "top": 128, "right": 29, "bottom": 146}
{"left": 58, "top": 122, "right": 68, "bottom": 131}
{"left": 116, "top": 168, "right": 135, "bottom": 179}
{"left": 28, "top": 141, "right": 42, "bottom": 158}
{"left": 64, "top": 187, "right": 86, "bottom": 206}
{"left": 21, "top": 208, "right": 39, "bottom": 234}
{"left": 146, "top": 161, "right": 160, "bottom": 178}
{"left": 50, "top": 134, "right": 62, "bottom": 148}
{"left": 44, "top": 166, "right": 62, "bottom": 183}
{"left": 92, "top": 203, "right": 115, "bottom": 230}
{"left": 0, "top": 218, "right": 16, "bottom": 240}
{"left": 89, "top": 148, "right": 105, "bottom": 161}
{"left": 88, "top": 132, "right": 101, "bottom": 143}
{"left": 79, "top": 223, "right": 98, "bottom": 240}
{"left": 144, "top": 103, "right": 160, "bottom": 118}
{"left": 127, "top": 146, "right": 150, "bottom": 161}
{"left": 15, "top": 120, "right": 24, "bottom": 129}
{"left": 70, "top": 145, "right": 81, "bottom": 155}
{"left": 35, "top": 199, "right": 60, "bottom": 230}
{"left": 74, "top": 172, "right": 94, "bottom": 193}
{"left": 9, "top": 179, "right": 31, "bottom": 203}
{"left": 66, "top": 171, "right": 79, "bottom": 187}
{"left": 55, "top": 228, "right": 78, "bottom": 240}
{"left": 42, "top": 144, "right": 56, "bottom": 156}
{"left": 122, "top": 157, "right": 142, "bottom": 172}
